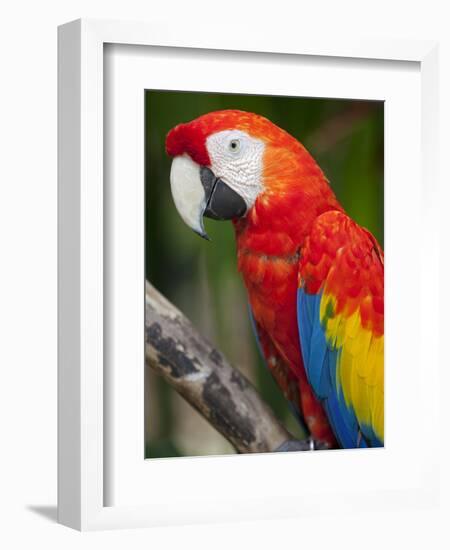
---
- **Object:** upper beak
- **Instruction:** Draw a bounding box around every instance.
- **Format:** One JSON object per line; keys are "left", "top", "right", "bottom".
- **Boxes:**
{"left": 170, "top": 155, "right": 247, "bottom": 240}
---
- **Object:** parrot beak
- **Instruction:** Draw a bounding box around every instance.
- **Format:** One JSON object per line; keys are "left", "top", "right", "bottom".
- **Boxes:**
{"left": 170, "top": 155, "right": 247, "bottom": 240}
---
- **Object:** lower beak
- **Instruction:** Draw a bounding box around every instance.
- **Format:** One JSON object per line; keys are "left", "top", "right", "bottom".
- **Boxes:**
{"left": 170, "top": 155, "right": 247, "bottom": 240}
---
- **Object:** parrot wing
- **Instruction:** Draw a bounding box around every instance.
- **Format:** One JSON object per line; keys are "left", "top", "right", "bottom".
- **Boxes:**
{"left": 296, "top": 210, "right": 384, "bottom": 448}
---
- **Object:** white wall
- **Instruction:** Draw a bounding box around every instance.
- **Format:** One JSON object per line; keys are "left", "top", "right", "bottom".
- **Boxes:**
{"left": 0, "top": 1, "right": 448, "bottom": 547}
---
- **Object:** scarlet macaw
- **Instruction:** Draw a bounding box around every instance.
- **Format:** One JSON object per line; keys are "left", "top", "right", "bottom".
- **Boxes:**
{"left": 166, "top": 110, "right": 384, "bottom": 449}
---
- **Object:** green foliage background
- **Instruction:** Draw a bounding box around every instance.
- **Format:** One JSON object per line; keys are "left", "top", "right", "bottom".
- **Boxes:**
{"left": 145, "top": 90, "right": 384, "bottom": 459}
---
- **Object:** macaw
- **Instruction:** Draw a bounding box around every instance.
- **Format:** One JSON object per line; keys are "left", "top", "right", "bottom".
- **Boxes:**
{"left": 166, "top": 110, "right": 384, "bottom": 449}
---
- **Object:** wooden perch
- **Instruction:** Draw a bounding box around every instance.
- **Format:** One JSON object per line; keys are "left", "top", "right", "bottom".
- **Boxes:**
{"left": 145, "top": 281, "right": 316, "bottom": 454}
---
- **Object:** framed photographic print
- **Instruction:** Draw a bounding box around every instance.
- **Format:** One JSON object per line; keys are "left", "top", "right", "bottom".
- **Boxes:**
{"left": 58, "top": 19, "right": 440, "bottom": 530}
{"left": 145, "top": 91, "right": 384, "bottom": 460}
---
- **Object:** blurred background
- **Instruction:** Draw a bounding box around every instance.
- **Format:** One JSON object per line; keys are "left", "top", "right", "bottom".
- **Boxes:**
{"left": 145, "top": 91, "right": 384, "bottom": 459}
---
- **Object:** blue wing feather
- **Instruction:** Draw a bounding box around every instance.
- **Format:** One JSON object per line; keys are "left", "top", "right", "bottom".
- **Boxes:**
{"left": 297, "top": 289, "right": 367, "bottom": 448}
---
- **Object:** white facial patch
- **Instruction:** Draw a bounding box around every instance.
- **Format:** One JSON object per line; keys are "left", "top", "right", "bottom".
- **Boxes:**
{"left": 170, "top": 154, "right": 206, "bottom": 236}
{"left": 205, "top": 130, "right": 265, "bottom": 210}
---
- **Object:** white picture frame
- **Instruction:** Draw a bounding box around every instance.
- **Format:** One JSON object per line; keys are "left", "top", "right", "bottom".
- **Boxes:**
{"left": 58, "top": 18, "right": 439, "bottom": 531}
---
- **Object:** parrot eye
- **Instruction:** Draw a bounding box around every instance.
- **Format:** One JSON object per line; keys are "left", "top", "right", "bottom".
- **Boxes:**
{"left": 228, "top": 139, "right": 241, "bottom": 153}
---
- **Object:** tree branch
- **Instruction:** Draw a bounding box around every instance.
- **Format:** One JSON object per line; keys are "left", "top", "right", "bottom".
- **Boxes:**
{"left": 145, "top": 281, "right": 314, "bottom": 453}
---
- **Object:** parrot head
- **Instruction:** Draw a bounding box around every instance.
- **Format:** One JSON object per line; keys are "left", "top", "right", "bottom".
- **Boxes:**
{"left": 166, "top": 110, "right": 337, "bottom": 240}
